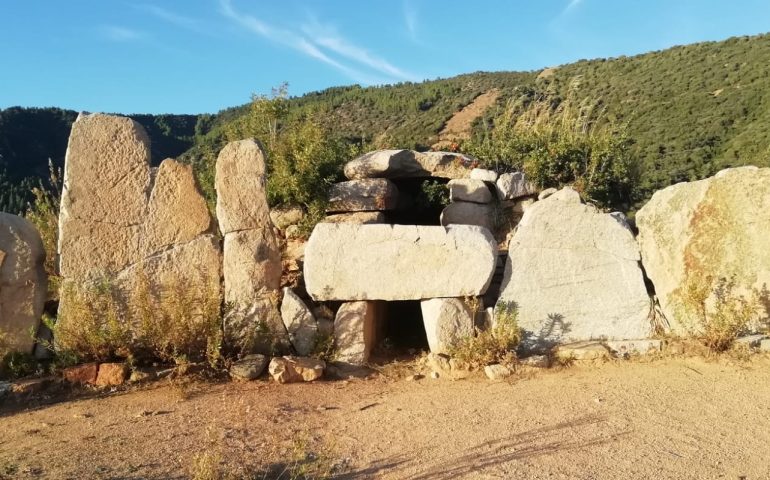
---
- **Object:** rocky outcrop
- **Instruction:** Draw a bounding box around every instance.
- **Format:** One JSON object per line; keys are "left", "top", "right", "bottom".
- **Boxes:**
{"left": 343, "top": 149, "right": 476, "bottom": 180}
{"left": 0, "top": 213, "right": 46, "bottom": 353}
{"left": 497, "top": 187, "right": 652, "bottom": 351}
{"left": 636, "top": 167, "right": 770, "bottom": 333}
{"left": 280, "top": 288, "right": 318, "bottom": 356}
{"left": 57, "top": 113, "right": 221, "bottom": 340}
{"left": 448, "top": 179, "right": 492, "bottom": 204}
{"left": 420, "top": 298, "right": 474, "bottom": 354}
{"left": 304, "top": 224, "right": 497, "bottom": 301}
{"left": 440, "top": 202, "right": 495, "bottom": 232}
{"left": 215, "top": 139, "right": 285, "bottom": 352}
{"left": 334, "top": 301, "right": 381, "bottom": 365}
{"left": 327, "top": 179, "right": 399, "bottom": 213}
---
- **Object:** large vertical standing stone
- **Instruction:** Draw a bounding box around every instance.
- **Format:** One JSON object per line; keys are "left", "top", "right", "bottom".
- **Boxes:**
{"left": 497, "top": 187, "right": 652, "bottom": 351}
{"left": 215, "top": 139, "right": 285, "bottom": 352}
{"left": 57, "top": 113, "right": 221, "bottom": 344}
{"left": 334, "top": 301, "right": 381, "bottom": 365}
{"left": 0, "top": 214, "right": 47, "bottom": 354}
{"left": 636, "top": 167, "right": 770, "bottom": 333}
{"left": 58, "top": 113, "right": 151, "bottom": 278}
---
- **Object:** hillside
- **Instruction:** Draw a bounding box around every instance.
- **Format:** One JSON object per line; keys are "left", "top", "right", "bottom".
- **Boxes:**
{"left": 3, "top": 33, "right": 770, "bottom": 213}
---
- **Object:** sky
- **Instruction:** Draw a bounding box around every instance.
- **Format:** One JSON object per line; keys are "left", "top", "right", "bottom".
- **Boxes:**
{"left": 2, "top": 0, "right": 770, "bottom": 115}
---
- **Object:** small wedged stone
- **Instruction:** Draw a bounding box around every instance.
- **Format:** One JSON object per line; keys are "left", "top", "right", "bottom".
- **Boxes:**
{"left": 448, "top": 179, "right": 493, "bottom": 204}
{"left": 229, "top": 354, "right": 269, "bottom": 380}
{"left": 268, "top": 356, "right": 325, "bottom": 383}
{"left": 304, "top": 224, "right": 497, "bottom": 301}
{"left": 555, "top": 342, "right": 611, "bottom": 361}
{"left": 470, "top": 168, "right": 498, "bottom": 183}
{"left": 269, "top": 205, "right": 305, "bottom": 230}
{"left": 496, "top": 172, "right": 538, "bottom": 200}
{"left": 63, "top": 363, "right": 99, "bottom": 384}
{"left": 95, "top": 363, "right": 128, "bottom": 386}
{"left": 484, "top": 364, "right": 512, "bottom": 380}
{"left": 334, "top": 301, "right": 380, "bottom": 365}
{"left": 322, "top": 212, "right": 385, "bottom": 224}
{"left": 280, "top": 288, "right": 318, "bottom": 356}
{"left": 327, "top": 179, "right": 399, "bottom": 213}
{"left": 440, "top": 201, "right": 495, "bottom": 231}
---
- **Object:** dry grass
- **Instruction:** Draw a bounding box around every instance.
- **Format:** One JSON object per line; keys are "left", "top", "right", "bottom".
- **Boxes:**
{"left": 51, "top": 271, "right": 222, "bottom": 366}
{"left": 680, "top": 276, "right": 763, "bottom": 352}
{"left": 189, "top": 427, "right": 340, "bottom": 480}
{"left": 448, "top": 301, "right": 521, "bottom": 370}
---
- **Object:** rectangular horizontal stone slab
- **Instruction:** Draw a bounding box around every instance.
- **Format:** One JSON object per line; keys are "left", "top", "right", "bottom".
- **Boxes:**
{"left": 304, "top": 224, "right": 497, "bottom": 301}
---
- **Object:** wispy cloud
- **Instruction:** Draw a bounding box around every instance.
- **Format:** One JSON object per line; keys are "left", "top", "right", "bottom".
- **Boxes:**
{"left": 403, "top": 0, "right": 418, "bottom": 42}
{"left": 302, "top": 20, "right": 418, "bottom": 81}
{"left": 134, "top": 4, "right": 210, "bottom": 35}
{"left": 219, "top": 0, "right": 414, "bottom": 85}
{"left": 561, "top": 0, "right": 584, "bottom": 16}
{"left": 99, "top": 25, "right": 145, "bottom": 42}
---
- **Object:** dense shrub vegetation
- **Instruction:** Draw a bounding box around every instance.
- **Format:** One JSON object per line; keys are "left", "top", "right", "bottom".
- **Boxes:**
{"left": 5, "top": 34, "right": 770, "bottom": 215}
{"left": 3, "top": 34, "right": 770, "bottom": 216}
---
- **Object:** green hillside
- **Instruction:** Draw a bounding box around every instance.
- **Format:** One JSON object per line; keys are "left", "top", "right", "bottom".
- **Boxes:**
{"left": 3, "top": 32, "right": 770, "bottom": 214}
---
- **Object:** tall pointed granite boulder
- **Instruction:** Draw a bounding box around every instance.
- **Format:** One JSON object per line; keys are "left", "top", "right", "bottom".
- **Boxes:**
{"left": 0, "top": 213, "right": 47, "bottom": 353}
{"left": 215, "top": 139, "right": 286, "bottom": 352}
{"left": 57, "top": 113, "right": 221, "bottom": 337}
{"left": 496, "top": 187, "right": 652, "bottom": 351}
{"left": 636, "top": 167, "right": 770, "bottom": 333}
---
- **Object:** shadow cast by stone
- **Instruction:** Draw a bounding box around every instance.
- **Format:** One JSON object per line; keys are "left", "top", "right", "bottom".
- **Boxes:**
{"left": 520, "top": 312, "right": 572, "bottom": 354}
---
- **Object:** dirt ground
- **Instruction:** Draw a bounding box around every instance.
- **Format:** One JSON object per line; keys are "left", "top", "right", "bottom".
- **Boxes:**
{"left": 2, "top": 355, "right": 770, "bottom": 479}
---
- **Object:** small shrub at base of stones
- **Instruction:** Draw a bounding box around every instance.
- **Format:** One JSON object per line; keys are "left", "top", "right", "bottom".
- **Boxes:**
{"left": 447, "top": 301, "right": 521, "bottom": 371}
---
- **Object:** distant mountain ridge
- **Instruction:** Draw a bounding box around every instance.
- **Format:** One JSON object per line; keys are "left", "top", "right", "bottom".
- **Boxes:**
{"left": 3, "top": 32, "right": 770, "bottom": 213}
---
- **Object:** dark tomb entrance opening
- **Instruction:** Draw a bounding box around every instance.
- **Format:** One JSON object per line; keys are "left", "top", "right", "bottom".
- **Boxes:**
{"left": 372, "top": 300, "right": 430, "bottom": 361}
{"left": 385, "top": 177, "right": 448, "bottom": 225}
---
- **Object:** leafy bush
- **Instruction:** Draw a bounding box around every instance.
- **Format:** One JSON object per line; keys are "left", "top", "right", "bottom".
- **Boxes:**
{"left": 449, "top": 300, "right": 522, "bottom": 369}
{"left": 25, "top": 161, "right": 62, "bottom": 297}
{"left": 0, "top": 351, "right": 39, "bottom": 379}
{"left": 464, "top": 92, "right": 639, "bottom": 211}
{"left": 680, "top": 276, "right": 763, "bottom": 352}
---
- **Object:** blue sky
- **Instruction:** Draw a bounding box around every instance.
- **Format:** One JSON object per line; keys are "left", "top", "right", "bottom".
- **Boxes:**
{"left": 2, "top": 0, "right": 770, "bottom": 114}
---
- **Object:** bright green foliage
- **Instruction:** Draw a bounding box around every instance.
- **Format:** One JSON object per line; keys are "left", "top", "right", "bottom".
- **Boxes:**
{"left": 465, "top": 92, "right": 639, "bottom": 210}
{"left": 5, "top": 34, "right": 770, "bottom": 215}
{"left": 25, "top": 161, "right": 62, "bottom": 297}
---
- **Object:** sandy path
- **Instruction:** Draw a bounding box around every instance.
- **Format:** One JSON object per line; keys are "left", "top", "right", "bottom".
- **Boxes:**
{"left": 2, "top": 356, "right": 770, "bottom": 479}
